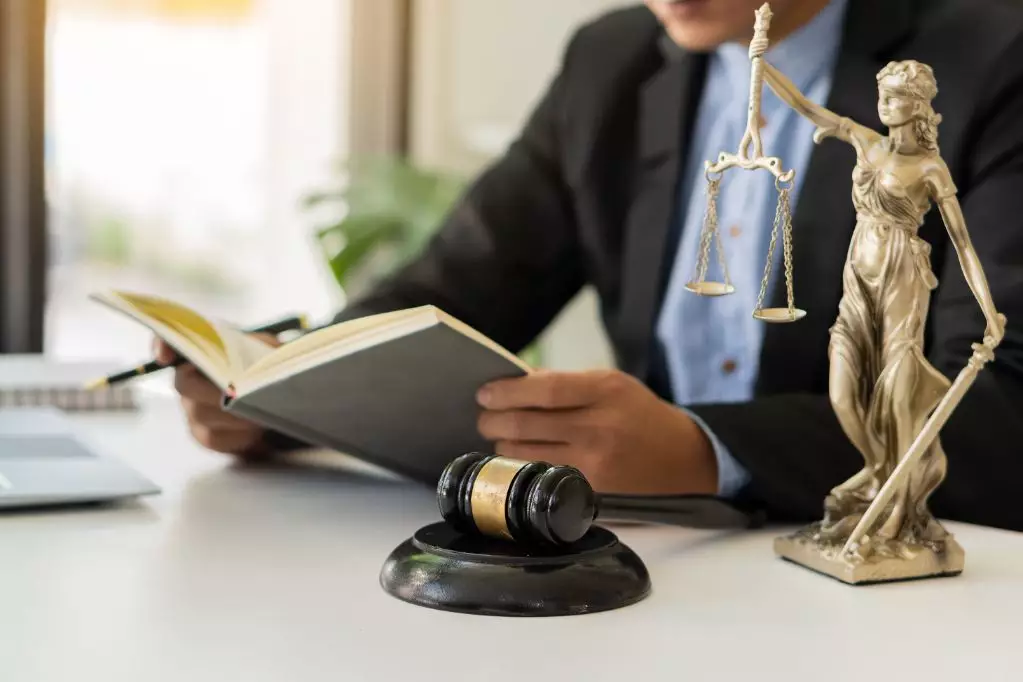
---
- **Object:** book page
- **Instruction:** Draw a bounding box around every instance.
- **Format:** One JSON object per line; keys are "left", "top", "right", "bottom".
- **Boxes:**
{"left": 236, "top": 307, "right": 431, "bottom": 386}
{"left": 216, "top": 323, "right": 277, "bottom": 373}
{"left": 89, "top": 291, "right": 235, "bottom": 389}
{"left": 231, "top": 306, "right": 531, "bottom": 397}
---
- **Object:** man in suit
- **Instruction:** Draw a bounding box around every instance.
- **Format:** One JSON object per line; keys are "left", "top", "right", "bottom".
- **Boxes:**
{"left": 165, "top": 0, "right": 1023, "bottom": 531}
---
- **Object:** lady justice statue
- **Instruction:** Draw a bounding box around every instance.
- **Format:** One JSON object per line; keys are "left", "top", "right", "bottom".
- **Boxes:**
{"left": 698, "top": 5, "right": 1006, "bottom": 583}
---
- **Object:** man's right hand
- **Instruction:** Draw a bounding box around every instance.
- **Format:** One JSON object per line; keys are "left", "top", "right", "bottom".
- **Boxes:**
{"left": 154, "top": 337, "right": 276, "bottom": 456}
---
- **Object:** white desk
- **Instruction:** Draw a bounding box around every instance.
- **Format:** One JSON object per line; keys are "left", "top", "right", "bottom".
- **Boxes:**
{"left": 3, "top": 394, "right": 1022, "bottom": 682}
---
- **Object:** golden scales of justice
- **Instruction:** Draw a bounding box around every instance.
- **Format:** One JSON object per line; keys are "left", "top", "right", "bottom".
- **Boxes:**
{"left": 683, "top": 2, "right": 805, "bottom": 324}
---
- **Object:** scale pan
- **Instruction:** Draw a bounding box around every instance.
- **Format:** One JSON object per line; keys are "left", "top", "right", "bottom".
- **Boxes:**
{"left": 684, "top": 281, "right": 735, "bottom": 297}
{"left": 753, "top": 307, "right": 807, "bottom": 323}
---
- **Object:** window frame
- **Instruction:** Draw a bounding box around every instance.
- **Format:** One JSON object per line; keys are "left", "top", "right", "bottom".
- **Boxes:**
{"left": 347, "top": 0, "right": 411, "bottom": 158}
{"left": 0, "top": 0, "right": 47, "bottom": 353}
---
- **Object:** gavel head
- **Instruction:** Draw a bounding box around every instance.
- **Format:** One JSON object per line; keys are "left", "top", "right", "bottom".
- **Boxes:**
{"left": 437, "top": 453, "right": 597, "bottom": 547}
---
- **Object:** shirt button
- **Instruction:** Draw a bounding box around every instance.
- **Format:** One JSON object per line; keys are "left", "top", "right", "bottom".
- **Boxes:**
{"left": 729, "top": 225, "right": 742, "bottom": 238}
{"left": 721, "top": 359, "right": 738, "bottom": 375}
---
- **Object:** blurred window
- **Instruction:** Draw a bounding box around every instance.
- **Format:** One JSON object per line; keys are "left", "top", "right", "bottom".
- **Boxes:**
{"left": 44, "top": 0, "right": 350, "bottom": 362}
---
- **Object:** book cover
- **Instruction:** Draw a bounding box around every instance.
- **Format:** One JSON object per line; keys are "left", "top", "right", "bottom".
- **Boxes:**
{"left": 226, "top": 321, "right": 529, "bottom": 483}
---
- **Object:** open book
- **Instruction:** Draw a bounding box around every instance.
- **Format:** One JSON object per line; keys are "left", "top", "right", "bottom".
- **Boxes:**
{"left": 91, "top": 291, "right": 532, "bottom": 482}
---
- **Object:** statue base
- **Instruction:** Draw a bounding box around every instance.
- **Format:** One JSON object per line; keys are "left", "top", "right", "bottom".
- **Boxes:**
{"left": 380, "top": 522, "right": 650, "bottom": 616}
{"left": 774, "top": 524, "right": 965, "bottom": 585}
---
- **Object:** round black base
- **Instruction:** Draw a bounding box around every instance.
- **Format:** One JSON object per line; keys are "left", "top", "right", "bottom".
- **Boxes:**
{"left": 379, "top": 522, "right": 651, "bottom": 617}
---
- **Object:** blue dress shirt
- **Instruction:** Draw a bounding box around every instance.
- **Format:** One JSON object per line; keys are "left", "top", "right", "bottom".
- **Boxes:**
{"left": 656, "top": 0, "right": 849, "bottom": 496}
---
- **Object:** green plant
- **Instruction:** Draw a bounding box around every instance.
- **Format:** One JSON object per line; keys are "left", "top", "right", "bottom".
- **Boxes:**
{"left": 305, "top": 156, "right": 466, "bottom": 295}
{"left": 305, "top": 155, "right": 543, "bottom": 367}
{"left": 84, "top": 215, "right": 133, "bottom": 265}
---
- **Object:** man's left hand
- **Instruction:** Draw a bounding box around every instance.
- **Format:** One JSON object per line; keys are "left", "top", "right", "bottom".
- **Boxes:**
{"left": 476, "top": 369, "right": 719, "bottom": 495}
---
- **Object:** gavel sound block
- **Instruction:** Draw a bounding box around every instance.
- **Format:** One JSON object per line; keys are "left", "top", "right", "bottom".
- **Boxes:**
{"left": 379, "top": 453, "right": 765, "bottom": 617}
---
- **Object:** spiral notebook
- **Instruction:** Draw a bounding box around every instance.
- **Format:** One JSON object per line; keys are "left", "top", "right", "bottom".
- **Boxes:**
{"left": 0, "top": 356, "right": 138, "bottom": 412}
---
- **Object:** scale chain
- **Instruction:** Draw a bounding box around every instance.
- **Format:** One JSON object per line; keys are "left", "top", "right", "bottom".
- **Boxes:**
{"left": 752, "top": 183, "right": 796, "bottom": 318}
{"left": 779, "top": 185, "right": 795, "bottom": 316}
{"left": 754, "top": 190, "right": 783, "bottom": 314}
{"left": 713, "top": 181, "right": 732, "bottom": 288}
{"left": 693, "top": 175, "right": 722, "bottom": 286}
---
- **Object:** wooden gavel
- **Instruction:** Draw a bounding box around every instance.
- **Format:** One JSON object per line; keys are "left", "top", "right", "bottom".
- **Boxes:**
{"left": 438, "top": 452, "right": 596, "bottom": 546}
{"left": 437, "top": 452, "right": 765, "bottom": 548}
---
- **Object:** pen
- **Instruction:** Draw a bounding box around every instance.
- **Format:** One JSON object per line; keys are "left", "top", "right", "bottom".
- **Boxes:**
{"left": 84, "top": 314, "right": 308, "bottom": 390}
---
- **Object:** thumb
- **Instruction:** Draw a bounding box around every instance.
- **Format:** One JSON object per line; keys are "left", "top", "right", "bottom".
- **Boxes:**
{"left": 152, "top": 338, "right": 177, "bottom": 365}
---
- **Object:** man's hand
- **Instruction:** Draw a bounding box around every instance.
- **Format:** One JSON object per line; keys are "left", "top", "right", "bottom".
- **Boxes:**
{"left": 476, "top": 369, "right": 719, "bottom": 495}
{"left": 155, "top": 335, "right": 279, "bottom": 456}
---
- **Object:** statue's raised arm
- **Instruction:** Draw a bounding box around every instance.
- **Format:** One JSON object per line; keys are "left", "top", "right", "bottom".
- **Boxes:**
{"left": 761, "top": 60, "right": 880, "bottom": 154}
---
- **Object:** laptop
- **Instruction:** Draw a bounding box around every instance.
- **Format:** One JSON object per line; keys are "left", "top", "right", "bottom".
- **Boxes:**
{"left": 0, "top": 407, "right": 159, "bottom": 509}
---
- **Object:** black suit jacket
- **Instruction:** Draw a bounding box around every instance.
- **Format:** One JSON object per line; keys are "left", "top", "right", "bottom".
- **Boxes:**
{"left": 337, "top": 0, "right": 1023, "bottom": 531}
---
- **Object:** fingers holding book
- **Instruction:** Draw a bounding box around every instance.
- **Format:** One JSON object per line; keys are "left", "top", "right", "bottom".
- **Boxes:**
{"left": 174, "top": 362, "right": 270, "bottom": 457}
{"left": 156, "top": 332, "right": 283, "bottom": 458}
{"left": 475, "top": 369, "right": 720, "bottom": 496}
{"left": 152, "top": 338, "right": 179, "bottom": 366}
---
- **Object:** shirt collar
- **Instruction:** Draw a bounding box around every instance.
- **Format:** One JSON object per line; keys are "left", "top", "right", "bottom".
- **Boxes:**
{"left": 714, "top": 0, "right": 849, "bottom": 97}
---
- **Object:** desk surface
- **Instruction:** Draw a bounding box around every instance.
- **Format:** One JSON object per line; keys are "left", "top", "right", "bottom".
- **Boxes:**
{"left": 2, "top": 393, "right": 1022, "bottom": 682}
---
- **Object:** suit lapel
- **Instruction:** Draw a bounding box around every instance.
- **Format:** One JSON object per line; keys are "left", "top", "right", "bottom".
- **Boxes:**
{"left": 755, "top": 0, "right": 918, "bottom": 394}
{"left": 618, "top": 41, "right": 706, "bottom": 388}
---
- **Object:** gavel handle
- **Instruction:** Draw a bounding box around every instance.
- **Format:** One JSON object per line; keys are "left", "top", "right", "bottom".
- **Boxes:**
{"left": 595, "top": 493, "right": 767, "bottom": 530}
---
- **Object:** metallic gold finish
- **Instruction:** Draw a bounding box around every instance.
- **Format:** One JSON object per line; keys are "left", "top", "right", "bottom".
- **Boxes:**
{"left": 705, "top": 5, "right": 794, "bottom": 183}
{"left": 775, "top": 530, "right": 964, "bottom": 585}
{"left": 470, "top": 457, "right": 528, "bottom": 540}
{"left": 752, "top": 175, "right": 801, "bottom": 322}
{"left": 689, "top": 4, "right": 803, "bottom": 323}
{"left": 707, "top": 5, "right": 1007, "bottom": 583}
{"left": 684, "top": 282, "right": 735, "bottom": 297}
{"left": 752, "top": 308, "right": 806, "bottom": 323}
{"left": 841, "top": 332, "right": 1001, "bottom": 556}
{"left": 686, "top": 172, "right": 732, "bottom": 295}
